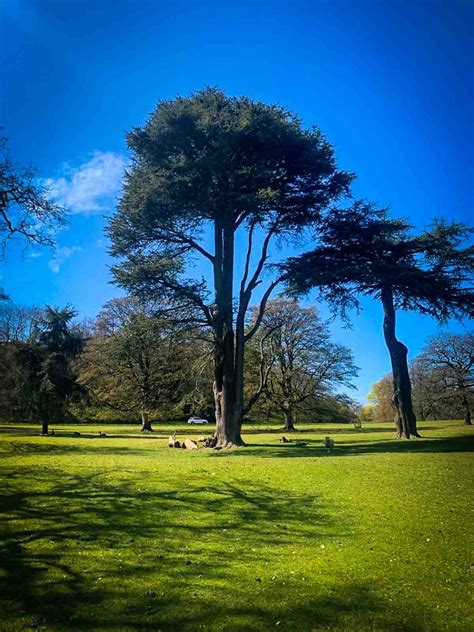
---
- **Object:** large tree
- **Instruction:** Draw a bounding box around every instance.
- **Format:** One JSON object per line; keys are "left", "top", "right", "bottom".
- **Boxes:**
{"left": 419, "top": 332, "right": 474, "bottom": 425}
{"left": 283, "top": 203, "right": 473, "bottom": 438}
{"left": 78, "top": 298, "right": 190, "bottom": 431}
{"left": 0, "top": 132, "right": 66, "bottom": 253}
{"left": 248, "top": 299, "right": 357, "bottom": 430}
{"left": 108, "top": 88, "right": 352, "bottom": 447}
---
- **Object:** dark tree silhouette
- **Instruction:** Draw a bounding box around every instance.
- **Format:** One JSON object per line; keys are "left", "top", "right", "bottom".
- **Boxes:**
{"left": 14, "top": 306, "right": 84, "bottom": 435}
{"left": 108, "top": 88, "right": 352, "bottom": 447}
{"left": 283, "top": 203, "right": 474, "bottom": 438}
{"left": 0, "top": 133, "right": 66, "bottom": 253}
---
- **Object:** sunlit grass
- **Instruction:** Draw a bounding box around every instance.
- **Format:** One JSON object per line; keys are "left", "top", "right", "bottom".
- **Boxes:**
{"left": 0, "top": 420, "right": 472, "bottom": 631}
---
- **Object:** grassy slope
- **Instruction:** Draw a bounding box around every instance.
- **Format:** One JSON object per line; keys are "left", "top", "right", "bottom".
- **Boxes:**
{"left": 0, "top": 421, "right": 472, "bottom": 631}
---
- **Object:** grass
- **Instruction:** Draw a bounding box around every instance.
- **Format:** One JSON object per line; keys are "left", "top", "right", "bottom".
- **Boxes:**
{"left": 0, "top": 420, "right": 472, "bottom": 631}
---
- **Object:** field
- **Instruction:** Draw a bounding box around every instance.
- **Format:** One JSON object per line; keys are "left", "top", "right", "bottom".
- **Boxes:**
{"left": 0, "top": 420, "right": 472, "bottom": 631}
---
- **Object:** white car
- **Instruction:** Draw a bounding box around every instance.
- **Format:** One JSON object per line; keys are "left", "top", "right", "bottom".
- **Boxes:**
{"left": 187, "top": 416, "right": 209, "bottom": 425}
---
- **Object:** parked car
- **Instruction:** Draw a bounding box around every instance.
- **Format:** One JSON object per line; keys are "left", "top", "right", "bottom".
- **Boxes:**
{"left": 187, "top": 416, "right": 209, "bottom": 425}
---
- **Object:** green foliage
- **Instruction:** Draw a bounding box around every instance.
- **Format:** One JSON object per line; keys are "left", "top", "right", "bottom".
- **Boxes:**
{"left": 77, "top": 297, "right": 213, "bottom": 423}
{"left": 283, "top": 202, "right": 474, "bottom": 321}
{"left": 0, "top": 306, "right": 84, "bottom": 424}
{"left": 108, "top": 86, "right": 353, "bottom": 317}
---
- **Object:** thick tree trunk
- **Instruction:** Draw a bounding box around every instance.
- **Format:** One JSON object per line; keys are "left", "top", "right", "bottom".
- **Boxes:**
{"left": 282, "top": 409, "right": 297, "bottom": 431}
{"left": 212, "top": 219, "right": 245, "bottom": 448}
{"left": 140, "top": 411, "right": 153, "bottom": 432}
{"left": 381, "top": 286, "right": 421, "bottom": 439}
{"left": 41, "top": 420, "right": 49, "bottom": 435}
{"left": 461, "top": 394, "right": 472, "bottom": 425}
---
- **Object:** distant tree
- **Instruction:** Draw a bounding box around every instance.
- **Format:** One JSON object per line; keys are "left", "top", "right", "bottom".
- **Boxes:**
{"left": 78, "top": 298, "right": 191, "bottom": 430}
{"left": 409, "top": 357, "right": 438, "bottom": 421}
{"left": 0, "top": 132, "right": 66, "bottom": 253}
{"left": 0, "top": 301, "right": 42, "bottom": 421}
{"left": 37, "top": 306, "right": 84, "bottom": 434}
{"left": 247, "top": 299, "right": 357, "bottom": 430}
{"left": 108, "top": 88, "right": 353, "bottom": 447}
{"left": 419, "top": 332, "right": 474, "bottom": 425}
{"left": 0, "top": 301, "right": 41, "bottom": 343}
{"left": 283, "top": 203, "right": 474, "bottom": 438}
{"left": 367, "top": 374, "right": 396, "bottom": 422}
{"left": 0, "top": 302, "right": 83, "bottom": 434}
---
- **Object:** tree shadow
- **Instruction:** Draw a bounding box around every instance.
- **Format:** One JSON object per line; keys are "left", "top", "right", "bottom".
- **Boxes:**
{"left": 0, "top": 448, "right": 446, "bottom": 630}
{"left": 210, "top": 434, "right": 474, "bottom": 459}
{"left": 0, "top": 466, "right": 341, "bottom": 629}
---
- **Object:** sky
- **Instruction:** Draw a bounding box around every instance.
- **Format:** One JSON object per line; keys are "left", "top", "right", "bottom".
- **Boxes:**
{"left": 0, "top": 0, "right": 473, "bottom": 402}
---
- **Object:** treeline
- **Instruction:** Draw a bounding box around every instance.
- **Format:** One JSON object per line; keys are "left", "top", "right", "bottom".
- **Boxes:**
{"left": 363, "top": 332, "right": 473, "bottom": 424}
{"left": 0, "top": 297, "right": 360, "bottom": 431}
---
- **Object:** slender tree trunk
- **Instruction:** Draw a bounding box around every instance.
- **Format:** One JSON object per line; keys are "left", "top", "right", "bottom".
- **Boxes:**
{"left": 282, "top": 409, "right": 297, "bottom": 431}
{"left": 461, "top": 394, "right": 472, "bottom": 425}
{"left": 41, "top": 420, "right": 49, "bottom": 435}
{"left": 140, "top": 410, "right": 153, "bottom": 432}
{"left": 381, "top": 286, "right": 421, "bottom": 439}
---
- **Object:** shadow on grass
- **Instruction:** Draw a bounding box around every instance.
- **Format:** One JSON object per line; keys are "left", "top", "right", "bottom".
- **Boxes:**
{"left": 0, "top": 468, "right": 336, "bottom": 630}
{"left": 210, "top": 434, "right": 474, "bottom": 459}
{"left": 0, "top": 463, "right": 441, "bottom": 629}
{"left": 1, "top": 431, "right": 473, "bottom": 462}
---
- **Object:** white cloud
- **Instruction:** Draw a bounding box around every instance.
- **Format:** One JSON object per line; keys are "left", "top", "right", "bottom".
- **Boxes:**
{"left": 49, "top": 246, "right": 83, "bottom": 274}
{"left": 45, "top": 151, "right": 127, "bottom": 214}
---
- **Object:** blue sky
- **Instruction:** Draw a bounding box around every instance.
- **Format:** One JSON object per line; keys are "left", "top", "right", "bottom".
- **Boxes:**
{"left": 1, "top": 0, "right": 472, "bottom": 402}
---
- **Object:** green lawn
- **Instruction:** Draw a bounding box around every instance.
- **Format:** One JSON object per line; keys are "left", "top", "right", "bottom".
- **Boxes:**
{"left": 0, "top": 421, "right": 472, "bottom": 631}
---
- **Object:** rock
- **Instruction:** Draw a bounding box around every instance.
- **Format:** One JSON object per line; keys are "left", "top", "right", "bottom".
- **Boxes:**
{"left": 169, "top": 434, "right": 181, "bottom": 448}
{"left": 99, "top": 432, "right": 107, "bottom": 437}
{"left": 198, "top": 436, "right": 207, "bottom": 442}
{"left": 183, "top": 438, "right": 199, "bottom": 450}
{"left": 204, "top": 436, "right": 217, "bottom": 448}
{"left": 279, "top": 436, "right": 290, "bottom": 443}
{"left": 324, "top": 436, "right": 334, "bottom": 450}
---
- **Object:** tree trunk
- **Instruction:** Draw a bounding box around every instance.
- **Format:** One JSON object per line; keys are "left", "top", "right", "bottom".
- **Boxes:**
{"left": 381, "top": 286, "right": 421, "bottom": 439}
{"left": 282, "top": 409, "right": 297, "bottom": 431}
{"left": 212, "top": 219, "right": 245, "bottom": 448}
{"left": 41, "top": 420, "right": 49, "bottom": 435}
{"left": 461, "top": 394, "right": 472, "bottom": 425}
{"left": 140, "top": 411, "right": 153, "bottom": 432}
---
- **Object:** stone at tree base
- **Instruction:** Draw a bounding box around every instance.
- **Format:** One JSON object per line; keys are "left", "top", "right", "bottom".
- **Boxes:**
{"left": 183, "top": 438, "right": 199, "bottom": 450}
{"left": 324, "top": 436, "right": 335, "bottom": 451}
{"left": 168, "top": 435, "right": 181, "bottom": 448}
{"left": 204, "top": 436, "right": 217, "bottom": 448}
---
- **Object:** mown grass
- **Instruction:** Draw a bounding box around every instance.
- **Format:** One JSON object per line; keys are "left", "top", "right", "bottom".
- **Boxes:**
{"left": 0, "top": 420, "right": 472, "bottom": 631}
